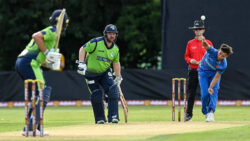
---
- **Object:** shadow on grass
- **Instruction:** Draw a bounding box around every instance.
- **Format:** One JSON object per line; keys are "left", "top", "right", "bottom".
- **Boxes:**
{"left": 147, "top": 124, "right": 250, "bottom": 141}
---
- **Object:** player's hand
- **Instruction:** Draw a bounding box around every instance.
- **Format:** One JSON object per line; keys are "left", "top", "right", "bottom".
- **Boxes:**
{"left": 114, "top": 76, "right": 123, "bottom": 85}
{"left": 44, "top": 49, "right": 61, "bottom": 63}
{"left": 208, "top": 88, "right": 214, "bottom": 95}
{"left": 77, "top": 62, "right": 87, "bottom": 75}
{"left": 43, "top": 60, "right": 53, "bottom": 69}
{"left": 202, "top": 37, "right": 210, "bottom": 49}
{"left": 190, "top": 59, "right": 200, "bottom": 65}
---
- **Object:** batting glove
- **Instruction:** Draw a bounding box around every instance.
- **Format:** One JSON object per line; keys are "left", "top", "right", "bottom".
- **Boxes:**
{"left": 77, "top": 62, "right": 87, "bottom": 75}
{"left": 114, "top": 76, "right": 123, "bottom": 85}
{"left": 44, "top": 49, "right": 61, "bottom": 63}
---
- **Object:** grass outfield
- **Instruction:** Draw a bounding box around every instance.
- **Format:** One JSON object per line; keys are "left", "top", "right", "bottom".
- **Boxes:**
{"left": 0, "top": 106, "right": 249, "bottom": 141}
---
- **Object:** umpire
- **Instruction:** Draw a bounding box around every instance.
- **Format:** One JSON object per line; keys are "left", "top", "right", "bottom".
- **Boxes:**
{"left": 184, "top": 18, "right": 213, "bottom": 121}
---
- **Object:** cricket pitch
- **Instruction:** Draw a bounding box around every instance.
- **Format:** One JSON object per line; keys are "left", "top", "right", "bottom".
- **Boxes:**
{"left": 0, "top": 121, "right": 246, "bottom": 140}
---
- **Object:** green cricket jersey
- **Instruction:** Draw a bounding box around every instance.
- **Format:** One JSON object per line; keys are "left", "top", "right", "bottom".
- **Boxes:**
{"left": 18, "top": 26, "right": 56, "bottom": 66}
{"left": 83, "top": 36, "right": 120, "bottom": 74}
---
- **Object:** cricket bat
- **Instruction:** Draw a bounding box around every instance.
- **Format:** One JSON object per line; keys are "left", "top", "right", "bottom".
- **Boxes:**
{"left": 118, "top": 84, "right": 128, "bottom": 123}
{"left": 55, "top": 8, "right": 66, "bottom": 50}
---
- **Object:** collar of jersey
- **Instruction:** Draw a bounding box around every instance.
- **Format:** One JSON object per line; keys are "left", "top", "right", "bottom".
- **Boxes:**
{"left": 194, "top": 38, "right": 202, "bottom": 42}
{"left": 103, "top": 37, "right": 114, "bottom": 50}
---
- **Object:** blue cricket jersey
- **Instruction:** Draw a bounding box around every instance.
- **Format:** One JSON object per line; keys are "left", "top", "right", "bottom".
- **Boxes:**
{"left": 199, "top": 46, "right": 227, "bottom": 74}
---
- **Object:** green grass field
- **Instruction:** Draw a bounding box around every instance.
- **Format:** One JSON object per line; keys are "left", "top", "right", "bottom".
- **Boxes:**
{"left": 0, "top": 106, "right": 249, "bottom": 141}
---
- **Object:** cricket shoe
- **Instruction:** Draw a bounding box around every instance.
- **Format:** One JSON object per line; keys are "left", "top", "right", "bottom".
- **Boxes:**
{"left": 96, "top": 120, "right": 105, "bottom": 124}
{"left": 22, "top": 129, "right": 49, "bottom": 136}
{"left": 111, "top": 119, "right": 119, "bottom": 123}
{"left": 186, "top": 116, "right": 192, "bottom": 122}
{"left": 206, "top": 112, "right": 215, "bottom": 122}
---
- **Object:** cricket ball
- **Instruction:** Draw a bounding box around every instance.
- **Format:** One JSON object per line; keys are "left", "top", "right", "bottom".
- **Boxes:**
{"left": 201, "top": 15, "right": 206, "bottom": 21}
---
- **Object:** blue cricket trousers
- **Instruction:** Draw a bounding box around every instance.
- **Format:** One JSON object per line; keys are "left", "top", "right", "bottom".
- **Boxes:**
{"left": 198, "top": 70, "right": 221, "bottom": 115}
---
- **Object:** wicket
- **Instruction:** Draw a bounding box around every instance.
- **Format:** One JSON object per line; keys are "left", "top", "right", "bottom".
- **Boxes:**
{"left": 172, "top": 78, "right": 187, "bottom": 122}
{"left": 24, "top": 79, "right": 44, "bottom": 137}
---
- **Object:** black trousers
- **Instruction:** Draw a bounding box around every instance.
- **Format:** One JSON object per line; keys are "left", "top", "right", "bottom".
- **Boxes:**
{"left": 187, "top": 68, "right": 199, "bottom": 118}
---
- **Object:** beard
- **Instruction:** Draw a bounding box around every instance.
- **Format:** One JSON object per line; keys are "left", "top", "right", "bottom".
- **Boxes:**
{"left": 106, "top": 37, "right": 115, "bottom": 43}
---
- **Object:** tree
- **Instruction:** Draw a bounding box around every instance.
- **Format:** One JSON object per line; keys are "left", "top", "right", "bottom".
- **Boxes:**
{"left": 117, "top": 0, "right": 161, "bottom": 69}
{"left": 0, "top": 0, "right": 160, "bottom": 70}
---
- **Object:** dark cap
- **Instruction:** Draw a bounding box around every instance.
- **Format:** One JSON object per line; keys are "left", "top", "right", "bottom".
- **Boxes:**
{"left": 189, "top": 20, "right": 206, "bottom": 29}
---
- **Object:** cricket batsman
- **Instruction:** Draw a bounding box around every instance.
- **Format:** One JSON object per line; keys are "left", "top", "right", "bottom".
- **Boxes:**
{"left": 77, "top": 24, "right": 122, "bottom": 124}
{"left": 199, "top": 37, "right": 233, "bottom": 122}
{"left": 16, "top": 9, "right": 69, "bottom": 136}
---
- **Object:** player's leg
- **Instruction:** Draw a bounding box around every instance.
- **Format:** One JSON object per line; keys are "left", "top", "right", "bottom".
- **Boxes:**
{"left": 186, "top": 68, "right": 199, "bottom": 120}
{"left": 36, "top": 86, "right": 51, "bottom": 132}
{"left": 16, "top": 58, "right": 48, "bottom": 134}
{"left": 29, "top": 60, "right": 52, "bottom": 133}
{"left": 16, "top": 58, "right": 37, "bottom": 132}
{"left": 203, "top": 75, "right": 220, "bottom": 122}
{"left": 198, "top": 73, "right": 210, "bottom": 116}
{"left": 101, "top": 70, "right": 119, "bottom": 123}
{"left": 208, "top": 78, "right": 220, "bottom": 113}
{"left": 85, "top": 77, "right": 106, "bottom": 124}
{"left": 206, "top": 88, "right": 218, "bottom": 122}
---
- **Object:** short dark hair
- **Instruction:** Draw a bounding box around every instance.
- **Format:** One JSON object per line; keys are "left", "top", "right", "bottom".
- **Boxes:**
{"left": 220, "top": 43, "right": 233, "bottom": 55}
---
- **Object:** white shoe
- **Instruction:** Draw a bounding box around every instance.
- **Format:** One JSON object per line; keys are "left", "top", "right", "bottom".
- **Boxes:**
{"left": 22, "top": 129, "right": 49, "bottom": 136}
{"left": 42, "top": 130, "right": 49, "bottom": 136}
{"left": 206, "top": 112, "right": 215, "bottom": 122}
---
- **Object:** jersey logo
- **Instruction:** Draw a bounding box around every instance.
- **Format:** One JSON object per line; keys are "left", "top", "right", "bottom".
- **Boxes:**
{"left": 108, "top": 72, "right": 113, "bottom": 77}
{"left": 110, "top": 52, "right": 114, "bottom": 58}
{"left": 97, "top": 56, "right": 111, "bottom": 62}
{"left": 216, "top": 65, "right": 219, "bottom": 68}
{"left": 110, "top": 25, "right": 116, "bottom": 30}
{"left": 108, "top": 72, "right": 113, "bottom": 79}
{"left": 88, "top": 80, "right": 95, "bottom": 84}
{"left": 191, "top": 46, "right": 197, "bottom": 49}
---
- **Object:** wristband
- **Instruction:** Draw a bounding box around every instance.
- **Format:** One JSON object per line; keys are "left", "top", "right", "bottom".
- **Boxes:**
{"left": 44, "top": 49, "right": 49, "bottom": 56}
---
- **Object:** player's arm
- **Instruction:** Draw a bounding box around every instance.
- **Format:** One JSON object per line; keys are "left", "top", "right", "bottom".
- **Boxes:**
{"left": 113, "top": 51, "right": 122, "bottom": 84}
{"left": 77, "top": 41, "right": 96, "bottom": 75}
{"left": 184, "top": 43, "right": 192, "bottom": 63}
{"left": 79, "top": 39, "right": 96, "bottom": 62}
{"left": 113, "top": 62, "right": 121, "bottom": 77}
{"left": 208, "top": 72, "right": 221, "bottom": 95}
{"left": 79, "top": 47, "right": 86, "bottom": 62}
{"left": 202, "top": 37, "right": 210, "bottom": 50}
{"left": 113, "top": 62, "right": 123, "bottom": 85}
{"left": 32, "top": 32, "right": 47, "bottom": 53}
{"left": 77, "top": 47, "right": 87, "bottom": 75}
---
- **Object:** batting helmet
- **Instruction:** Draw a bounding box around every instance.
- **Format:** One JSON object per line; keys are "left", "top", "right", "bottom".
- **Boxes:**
{"left": 103, "top": 24, "right": 118, "bottom": 35}
{"left": 49, "top": 9, "right": 69, "bottom": 28}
